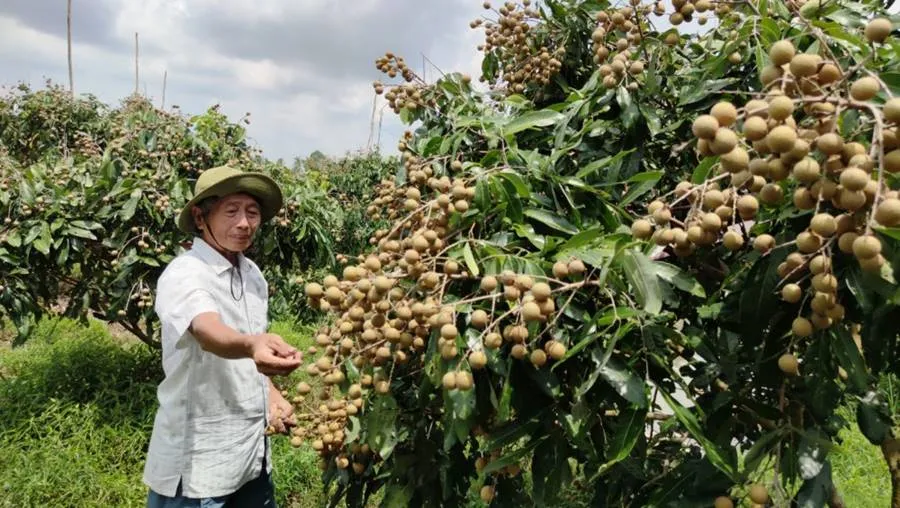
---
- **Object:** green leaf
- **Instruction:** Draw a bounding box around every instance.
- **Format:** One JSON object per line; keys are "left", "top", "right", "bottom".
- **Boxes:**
{"left": 495, "top": 171, "right": 530, "bottom": 197}
{"left": 33, "top": 222, "right": 52, "bottom": 255}
{"left": 598, "top": 357, "right": 647, "bottom": 408}
{"left": 502, "top": 110, "right": 565, "bottom": 136}
{"left": 364, "top": 394, "right": 399, "bottom": 460}
{"left": 621, "top": 171, "right": 663, "bottom": 206}
{"left": 743, "top": 430, "right": 784, "bottom": 475}
{"left": 658, "top": 390, "right": 736, "bottom": 481}
{"left": 461, "top": 242, "right": 480, "bottom": 277}
{"left": 856, "top": 391, "right": 891, "bottom": 445}
{"left": 875, "top": 226, "right": 900, "bottom": 241}
{"left": 523, "top": 208, "right": 578, "bottom": 235}
{"left": 595, "top": 407, "right": 646, "bottom": 477}
{"left": 653, "top": 262, "right": 706, "bottom": 298}
{"left": 66, "top": 226, "right": 97, "bottom": 240}
{"left": 483, "top": 435, "right": 548, "bottom": 475}
{"left": 531, "top": 434, "right": 571, "bottom": 506}
{"left": 621, "top": 248, "right": 663, "bottom": 315}
{"left": 616, "top": 87, "right": 640, "bottom": 129}
{"left": 691, "top": 157, "right": 718, "bottom": 184}
{"left": 831, "top": 327, "right": 869, "bottom": 393}
{"left": 796, "top": 461, "right": 835, "bottom": 508}
{"left": 797, "top": 428, "right": 829, "bottom": 480}
{"left": 575, "top": 149, "right": 636, "bottom": 179}
{"left": 5, "top": 230, "right": 21, "bottom": 248}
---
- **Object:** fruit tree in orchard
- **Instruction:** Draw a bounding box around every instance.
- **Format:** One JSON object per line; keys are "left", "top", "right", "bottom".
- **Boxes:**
{"left": 284, "top": 1, "right": 899, "bottom": 506}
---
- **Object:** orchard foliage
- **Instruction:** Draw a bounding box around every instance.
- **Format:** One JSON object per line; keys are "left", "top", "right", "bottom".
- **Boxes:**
{"left": 288, "top": 1, "right": 900, "bottom": 507}
{"left": 0, "top": 84, "right": 395, "bottom": 345}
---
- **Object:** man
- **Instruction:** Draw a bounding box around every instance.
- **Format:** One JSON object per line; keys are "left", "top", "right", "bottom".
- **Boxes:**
{"left": 144, "top": 165, "right": 303, "bottom": 507}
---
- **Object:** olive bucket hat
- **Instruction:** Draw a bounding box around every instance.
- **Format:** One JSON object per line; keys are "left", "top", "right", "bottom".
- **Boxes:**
{"left": 177, "top": 165, "right": 284, "bottom": 235}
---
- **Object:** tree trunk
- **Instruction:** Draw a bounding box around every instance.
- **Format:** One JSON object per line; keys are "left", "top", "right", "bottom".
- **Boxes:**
{"left": 882, "top": 435, "right": 900, "bottom": 508}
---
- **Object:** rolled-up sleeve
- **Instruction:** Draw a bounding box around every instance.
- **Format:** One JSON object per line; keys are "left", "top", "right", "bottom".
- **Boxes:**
{"left": 155, "top": 258, "right": 219, "bottom": 349}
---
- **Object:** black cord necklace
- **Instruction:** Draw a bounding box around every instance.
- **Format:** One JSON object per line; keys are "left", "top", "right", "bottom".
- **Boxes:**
{"left": 206, "top": 227, "right": 245, "bottom": 302}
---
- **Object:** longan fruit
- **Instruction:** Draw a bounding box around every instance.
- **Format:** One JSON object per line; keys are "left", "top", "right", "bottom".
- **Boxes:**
{"left": 810, "top": 213, "right": 837, "bottom": 236}
{"left": 778, "top": 354, "right": 799, "bottom": 375}
{"left": 711, "top": 102, "right": 738, "bottom": 127}
{"left": 782, "top": 283, "right": 802, "bottom": 302}
{"left": 850, "top": 77, "right": 879, "bottom": 101}
{"left": 723, "top": 231, "right": 744, "bottom": 251}
{"left": 792, "top": 157, "right": 820, "bottom": 183}
{"left": 789, "top": 54, "right": 820, "bottom": 77}
{"left": 749, "top": 484, "right": 769, "bottom": 504}
{"left": 753, "top": 234, "right": 776, "bottom": 253}
{"left": 769, "top": 39, "right": 795, "bottom": 66}
{"left": 865, "top": 17, "right": 892, "bottom": 44}
{"left": 714, "top": 497, "right": 734, "bottom": 508}
{"left": 743, "top": 116, "right": 769, "bottom": 141}
{"left": 816, "top": 133, "right": 844, "bottom": 155}
{"left": 768, "top": 95, "right": 794, "bottom": 121}
{"left": 840, "top": 167, "right": 870, "bottom": 191}
{"left": 852, "top": 235, "right": 882, "bottom": 259}
{"left": 875, "top": 198, "right": 900, "bottom": 226}
{"left": 767, "top": 125, "right": 798, "bottom": 153}
{"left": 711, "top": 128, "right": 739, "bottom": 154}
{"left": 792, "top": 317, "right": 813, "bottom": 337}
{"left": 884, "top": 98, "right": 900, "bottom": 124}
{"left": 692, "top": 115, "right": 719, "bottom": 139}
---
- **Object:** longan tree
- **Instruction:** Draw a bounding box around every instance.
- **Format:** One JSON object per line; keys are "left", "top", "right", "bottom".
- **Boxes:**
{"left": 287, "top": 1, "right": 900, "bottom": 507}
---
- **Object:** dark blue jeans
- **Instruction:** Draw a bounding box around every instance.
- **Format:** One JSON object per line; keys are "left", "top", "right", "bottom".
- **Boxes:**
{"left": 146, "top": 470, "right": 276, "bottom": 508}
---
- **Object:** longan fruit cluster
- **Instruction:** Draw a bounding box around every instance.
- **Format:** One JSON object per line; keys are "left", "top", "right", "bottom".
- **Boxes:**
{"left": 657, "top": 0, "right": 726, "bottom": 26}
{"left": 632, "top": 24, "right": 898, "bottom": 379}
{"left": 295, "top": 148, "right": 598, "bottom": 470}
{"left": 591, "top": 3, "right": 651, "bottom": 91}
{"left": 473, "top": 1, "right": 564, "bottom": 93}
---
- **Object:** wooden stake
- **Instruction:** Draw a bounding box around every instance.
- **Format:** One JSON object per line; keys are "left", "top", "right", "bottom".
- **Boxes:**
{"left": 67, "top": 0, "right": 73, "bottom": 94}
{"left": 134, "top": 32, "right": 139, "bottom": 95}
{"left": 161, "top": 70, "right": 167, "bottom": 109}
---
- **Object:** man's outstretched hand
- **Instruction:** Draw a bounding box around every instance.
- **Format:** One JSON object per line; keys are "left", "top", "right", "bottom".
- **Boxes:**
{"left": 250, "top": 333, "right": 302, "bottom": 376}
{"left": 267, "top": 387, "right": 296, "bottom": 436}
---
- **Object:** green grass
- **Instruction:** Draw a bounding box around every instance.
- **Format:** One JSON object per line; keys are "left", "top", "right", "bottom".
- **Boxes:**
{"left": 0, "top": 316, "right": 328, "bottom": 508}
{"left": 0, "top": 317, "right": 892, "bottom": 507}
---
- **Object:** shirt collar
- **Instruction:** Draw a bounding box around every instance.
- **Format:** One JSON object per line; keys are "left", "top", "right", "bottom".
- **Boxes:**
{"left": 191, "top": 236, "right": 243, "bottom": 275}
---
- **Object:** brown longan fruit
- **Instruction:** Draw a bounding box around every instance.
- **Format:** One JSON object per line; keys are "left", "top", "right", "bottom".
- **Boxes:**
{"left": 792, "top": 317, "right": 813, "bottom": 337}
{"left": 852, "top": 235, "right": 882, "bottom": 259}
{"left": 737, "top": 195, "right": 759, "bottom": 219}
{"left": 753, "top": 234, "right": 776, "bottom": 253}
{"left": 838, "top": 231, "right": 859, "bottom": 253}
{"left": 778, "top": 354, "right": 800, "bottom": 376}
{"left": 817, "top": 133, "right": 844, "bottom": 155}
{"left": 818, "top": 62, "right": 841, "bottom": 84}
{"left": 792, "top": 157, "right": 820, "bottom": 183}
{"left": 809, "top": 255, "right": 832, "bottom": 274}
{"left": 850, "top": 77, "right": 880, "bottom": 101}
{"left": 711, "top": 128, "right": 739, "bottom": 154}
{"left": 711, "top": 102, "right": 738, "bottom": 127}
{"left": 840, "top": 167, "right": 870, "bottom": 191}
{"left": 789, "top": 54, "right": 820, "bottom": 77}
{"left": 810, "top": 213, "right": 837, "bottom": 236}
{"left": 782, "top": 283, "right": 802, "bottom": 302}
{"left": 797, "top": 231, "right": 822, "bottom": 253}
{"left": 692, "top": 115, "right": 719, "bottom": 139}
{"left": 723, "top": 231, "right": 744, "bottom": 251}
{"left": 884, "top": 98, "right": 900, "bottom": 124}
{"left": 865, "top": 18, "right": 892, "bottom": 44}
{"left": 768, "top": 95, "right": 794, "bottom": 121}
{"left": 714, "top": 497, "right": 734, "bottom": 508}
{"left": 875, "top": 198, "right": 900, "bottom": 226}
{"left": 743, "top": 116, "right": 769, "bottom": 141}
{"left": 769, "top": 39, "right": 795, "bottom": 66}
{"left": 885, "top": 149, "right": 900, "bottom": 173}
{"left": 767, "top": 125, "right": 798, "bottom": 153}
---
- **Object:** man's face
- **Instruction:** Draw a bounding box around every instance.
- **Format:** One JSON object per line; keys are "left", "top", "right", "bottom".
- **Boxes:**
{"left": 195, "top": 193, "right": 261, "bottom": 253}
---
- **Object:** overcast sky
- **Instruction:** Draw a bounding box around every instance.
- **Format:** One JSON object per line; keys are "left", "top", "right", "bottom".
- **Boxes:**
{"left": 0, "top": 0, "right": 489, "bottom": 163}
{"left": 3, "top": 2, "right": 893, "bottom": 163}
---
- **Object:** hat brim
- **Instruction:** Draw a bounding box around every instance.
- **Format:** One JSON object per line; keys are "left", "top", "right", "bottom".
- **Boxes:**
{"left": 177, "top": 172, "right": 284, "bottom": 235}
